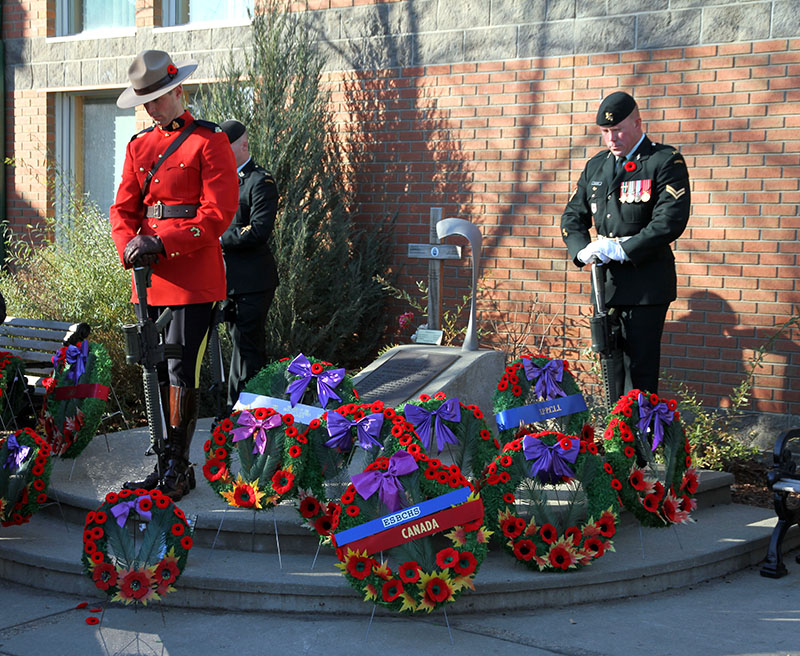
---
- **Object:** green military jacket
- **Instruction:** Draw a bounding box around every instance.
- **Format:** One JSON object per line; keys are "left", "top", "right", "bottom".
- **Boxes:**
{"left": 560, "top": 136, "right": 691, "bottom": 306}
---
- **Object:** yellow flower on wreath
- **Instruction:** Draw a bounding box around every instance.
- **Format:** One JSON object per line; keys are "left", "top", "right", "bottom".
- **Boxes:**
{"left": 221, "top": 474, "right": 267, "bottom": 509}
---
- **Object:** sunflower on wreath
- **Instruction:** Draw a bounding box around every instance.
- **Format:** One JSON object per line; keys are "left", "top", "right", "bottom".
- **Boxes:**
{"left": 0, "top": 428, "right": 52, "bottom": 527}
{"left": 492, "top": 353, "right": 590, "bottom": 442}
{"left": 81, "top": 488, "right": 194, "bottom": 604}
{"left": 333, "top": 450, "right": 490, "bottom": 614}
{"left": 602, "top": 389, "right": 697, "bottom": 528}
{"left": 479, "top": 429, "right": 618, "bottom": 572}
{"left": 242, "top": 353, "right": 358, "bottom": 422}
{"left": 203, "top": 407, "right": 307, "bottom": 510}
{"left": 0, "top": 351, "right": 27, "bottom": 426}
{"left": 41, "top": 340, "right": 112, "bottom": 458}
{"left": 397, "top": 392, "right": 500, "bottom": 482}
{"left": 296, "top": 400, "right": 414, "bottom": 537}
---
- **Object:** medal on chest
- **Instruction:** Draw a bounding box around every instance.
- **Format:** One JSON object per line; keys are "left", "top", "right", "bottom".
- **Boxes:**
{"left": 619, "top": 179, "right": 652, "bottom": 203}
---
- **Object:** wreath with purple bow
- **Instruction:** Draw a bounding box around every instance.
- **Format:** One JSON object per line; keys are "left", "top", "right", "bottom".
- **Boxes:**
{"left": 602, "top": 389, "right": 697, "bottom": 528}
{"left": 492, "top": 353, "right": 590, "bottom": 441}
{"left": 0, "top": 428, "right": 52, "bottom": 527}
{"left": 479, "top": 430, "right": 619, "bottom": 572}
{"left": 41, "top": 340, "right": 112, "bottom": 458}
{"left": 81, "top": 488, "right": 193, "bottom": 605}
{"left": 392, "top": 392, "right": 500, "bottom": 482}
{"left": 202, "top": 407, "right": 309, "bottom": 511}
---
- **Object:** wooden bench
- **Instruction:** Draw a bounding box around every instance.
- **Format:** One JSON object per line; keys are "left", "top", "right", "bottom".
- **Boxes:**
{"left": 0, "top": 316, "right": 91, "bottom": 426}
{"left": 760, "top": 427, "right": 800, "bottom": 578}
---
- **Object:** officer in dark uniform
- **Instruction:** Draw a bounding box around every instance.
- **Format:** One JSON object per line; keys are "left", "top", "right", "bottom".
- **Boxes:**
{"left": 219, "top": 120, "right": 279, "bottom": 413}
{"left": 561, "top": 91, "right": 691, "bottom": 394}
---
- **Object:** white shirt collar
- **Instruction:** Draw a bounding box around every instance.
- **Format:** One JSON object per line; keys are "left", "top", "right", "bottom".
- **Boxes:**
{"left": 237, "top": 157, "right": 251, "bottom": 174}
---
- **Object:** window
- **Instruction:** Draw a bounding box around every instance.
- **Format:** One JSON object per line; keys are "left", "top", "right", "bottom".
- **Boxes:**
{"left": 55, "top": 94, "right": 136, "bottom": 221}
{"left": 55, "top": 0, "right": 135, "bottom": 37}
{"left": 161, "top": 0, "right": 253, "bottom": 26}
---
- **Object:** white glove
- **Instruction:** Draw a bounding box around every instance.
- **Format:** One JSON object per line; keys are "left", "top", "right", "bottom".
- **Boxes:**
{"left": 595, "top": 239, "right": 629, "bottom": 262}
{"left": 577, "top": 241, "right": 609, "bottom": 264}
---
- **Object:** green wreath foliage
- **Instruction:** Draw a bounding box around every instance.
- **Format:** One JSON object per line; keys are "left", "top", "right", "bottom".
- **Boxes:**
{"left": 603, "top": 389, "right": 697, "bottom": 528}
{"left": 333, "top": 452, "right": 489, "bottom": 614}
{"left": 479, "top": 430, "right": 618, "bottom": 572}
{"left": 81, "top": 488, "right": 194, "bottom": 605}
{"left": 41, "top": 341, "right": 112, "bottom": 459}
{"left": 492, "top": 353, "right": 589, "bottom": 443}
{"left": 0, "top": 352, "right": 27, "bottom": 427}
{"left": 203, "top": 407, "right": 308, "bottom": 511}
{"left": 0, "top": 428, "right": 53, "bottom": 527}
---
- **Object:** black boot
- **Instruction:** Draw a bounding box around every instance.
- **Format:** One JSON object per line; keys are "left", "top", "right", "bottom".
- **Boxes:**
{"left": 159, "top": 386, "right": 198, "bottom": 501}
{"left": 123, "top": 385, "right": 171, "bottom": 491}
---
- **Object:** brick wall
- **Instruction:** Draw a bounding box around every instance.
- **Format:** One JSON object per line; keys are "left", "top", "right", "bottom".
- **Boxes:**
{"left": 3, "top": 0, "right": 800, "bottom": 421}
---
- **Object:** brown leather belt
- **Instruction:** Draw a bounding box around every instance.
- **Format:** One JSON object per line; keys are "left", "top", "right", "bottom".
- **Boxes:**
{"left": 145, "top": 203, "right": 199, "bottom": 219}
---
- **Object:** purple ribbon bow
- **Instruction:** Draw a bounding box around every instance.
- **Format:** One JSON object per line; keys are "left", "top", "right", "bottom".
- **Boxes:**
{"left": 285, "top": 353, "right": 345, "bottom": 408}
{"left": 522, "top": 434, "right": 580, "bottom": 485}
{"left": 523, "top": 358, "right": 566, "bottom": 400}
{"left": 325, "top": 411, "right": 384, "bottom": 451}
{"left": 403, "top": 399, "right": 461, "bottom": 453}
{"left": 637, "top": 393, "right": 674, "bottom": 451}
{"left": 54, "top": 341, "right": 90, "bottom": 383}
{"left": 351, "top": 450, "right": 418, "bottom": 512}
{"left": 231, "top": 410, "right": 283, "bottom": 455}
{"left": 110, "top": 498, "right": 152, "bottom": 528}
{"left": 3, "top": 435, "right": 31, "bottom": 471}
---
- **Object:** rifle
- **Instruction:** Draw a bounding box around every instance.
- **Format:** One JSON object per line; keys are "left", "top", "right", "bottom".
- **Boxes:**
{"left": 121, "top": 267, "right": 172, "bottom": 466}
{"left": 590, "top": 260, "right": 625, "bottom": 409}
{"left": 207, "top": 303, "right": 226, "bottom": 419}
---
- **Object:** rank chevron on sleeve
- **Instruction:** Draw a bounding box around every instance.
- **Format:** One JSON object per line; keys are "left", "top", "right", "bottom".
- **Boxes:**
{"left": 665, "top": 184, "right": 686, "bottom": 199}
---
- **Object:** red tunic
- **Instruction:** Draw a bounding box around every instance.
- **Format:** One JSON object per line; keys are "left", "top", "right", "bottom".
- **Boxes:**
{"left": 110, "top": 111, "right": 238, "bottom": 306}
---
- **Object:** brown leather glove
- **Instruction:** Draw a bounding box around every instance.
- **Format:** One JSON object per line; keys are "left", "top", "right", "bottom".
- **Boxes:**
{"left": 123, "top": 235, "right": 164, "bottom": 268}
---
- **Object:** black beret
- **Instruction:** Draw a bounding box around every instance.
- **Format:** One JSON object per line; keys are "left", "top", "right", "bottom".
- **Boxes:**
{"left": 220, "top": 119, "right": 246, "bottom": 144}
{"left": 596, "top": 92, "right": 637, "bottom": 126}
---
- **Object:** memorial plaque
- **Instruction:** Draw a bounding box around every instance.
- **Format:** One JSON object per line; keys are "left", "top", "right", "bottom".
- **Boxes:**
{"left": 355, "top": 350, "right": 459, "bottom": 407}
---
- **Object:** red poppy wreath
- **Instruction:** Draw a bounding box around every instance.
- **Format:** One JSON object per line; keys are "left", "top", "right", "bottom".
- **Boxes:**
{"left": 0, "top": 351, "right": 26, "bottom": 426}
{"left": 82, "top": 488, "right": 193, "bottom": 605}
{"left": 333, "top": 451, "right": 489, "bottom": 613}
{"left": 203, "top": 407, "right": 308, "bottom": 510}
{"left": 399, "top": 392, "right": 501, "bottom": 482}
{"left": 479, "top": 430, "right": 618, "bottom": 572}
{"left": 0, "top": 428, "right": 53, "bottom": 527}
{"left": 492, "top": 353, "right": 590, "bottom": 442}
{"left": 603, "top": 390, "right": 697, "bottom": 528}
{"left": 296, "top": 401, "right": 413, "bottom": 538}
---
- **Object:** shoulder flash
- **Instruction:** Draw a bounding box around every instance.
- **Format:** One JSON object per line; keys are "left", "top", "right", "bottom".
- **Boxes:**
{"left": 194, "top": 119, "right": 222, "bottom": 132}
{"left": 130, "top": 126, "right": 154, "bottom": 141}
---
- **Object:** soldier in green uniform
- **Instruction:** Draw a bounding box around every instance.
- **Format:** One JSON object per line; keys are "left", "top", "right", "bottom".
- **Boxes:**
{"left": 219, "top": 120, "right": 279, "bottom": 413}
{"left": 561, "top": 91, "right": 691, "bottom": 394}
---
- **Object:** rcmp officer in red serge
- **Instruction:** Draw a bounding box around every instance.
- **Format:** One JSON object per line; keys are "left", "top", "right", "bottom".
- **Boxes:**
{"left": 218, "top": 119, "right": 279, "bottom": 414}
{"left": 110, "top": 50, "right": 238, "bottom": 500}
{"left": 560, "top": 91, "right": 691, "bottom": 395}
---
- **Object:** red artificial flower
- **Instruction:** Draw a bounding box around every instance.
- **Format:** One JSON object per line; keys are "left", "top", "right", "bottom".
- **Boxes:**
{"left": 382, "top": 579, "right": 404, "bottom": 602}
{"left": 118, "top": 489, "right": 132, "bottom": 499}
{"left": 548, "top": 544, "right": 574, "bottom": 570}
{"left": 479, "top": 429, "right": 492, "bottom": 441}
{"left": 454, "top": 551, "right": 477, "bottom": 576}
{"left": 213, "top": 431, "right": 227, "bottom": 446}
{"left": 91, "top": 527, "right": 104, "bottom": 540}
{"left": 315, "top": 515, "right": 334, "bottom": 535}
{"left": 583, "top": 537, "right": 605, "bottom": 558}
{"left": 624, "top": 160, "right": 636, "bottom": 172}
{"left": 167, "top": 64, "right": 178, "bottom": 76}
{"left": 435, "top": 547, "right": 459, "bottom": 569}
{"left": 288, "top": 445, "right": 302, "bottom": 458}
{"left": 596, "top": 512, "right": 617, "bottom": 538}
{"left": 629, "top": 469, "right": 647, "bottom": 490}
{"left": 233, "top": 483, "right": 258, "bottom": 508}
{"left": 203, "top": 459, "right": 227, "bottom": 482}
{"left": 105, "top": 492, "right": 118, "bottom": 504}
{"left": 299, "top": 496, "right": 321, "bottom": 518}
{"left": 119, "top": 569, "right": 154, "bottom": 601}
{"left": 94, "top": 511, "right": 108, "bottom": 524}
{"left": 624, "top": 446, "right": 635, "bottom": 459}
{"left": 603, "top": 462, "right": 614, "bottom": 474}
{"left": 32, "top": 479, "right": 46, "bottom": 491}
{"left": 253, "top": 407, "right": 269, "bottom": 420}
{"left": 346, "top": 554, "right": 376, "bottom": 580}
{"left": 341, "top": 487, "right": 356, "bottom": 504}
{"left": 539, "top": 523, "right": 557, "bottom": 544}
{"left": 501, "top": 516, "right": 526, "bottom": 539}
{"left": 214, "top": 447, "right": 228, "bottom": 460}
{"left": 497, "top": 380, "right": 509, "bottom": 391}
{"left": 513, "top": 539, "right": 537, "bottom": 562}
{"left": 499, "top": 455, "right": 512, "bottom": 468}
{"left": 503, "top": 492, "right": 516, "bottom": 505}
{"left": 90, "top": 552, "right": 105, "bottom": 564}
{"left": 346, "top": 504, "right": 360, "bottom": 517}
{"left": 220, "top": 418, "right": 234, "bottom": 432}
{"left": 642, "top": 494, "right": 661, "bottom": 513}
{"left": 271, "top": 469, "right": 294, "bottom": 495}
{"left": 85, "top": 616, "right": 100, "bottom": 625}
{"left": 511, "top": 385, "right": 522, "bottom": 397}
{"left": 91, "top": 562, "right": 118, "bottom": 591}
{"left": 425, "top": 577, "right": 452, "bottom": 603}
{"left": 565, "top": 526, "right": 582, "bottom": 545}
{"left": 154, "top": 559, "right": 181, "bottom": 593}
{"left": 611, "top": 478, "right": 622, "bottom": 490}
{"left": 398, "top": 561, "right": 421, "bottom": 583}
{"left": 171, "top": 522, "right": 185, "bottom": 536}
{"left": 155, "top": 496, "right": 170, "bottom": 509}
{"left": 137, "top": 498, "right": 153, "bottom": 512}
{"left": 180, "top": 536, "right": 193, "bottom": 550}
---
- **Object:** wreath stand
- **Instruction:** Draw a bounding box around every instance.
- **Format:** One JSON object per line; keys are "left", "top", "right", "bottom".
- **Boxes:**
{"left": 210, "top": 506, "right": 283, "bottom": 569}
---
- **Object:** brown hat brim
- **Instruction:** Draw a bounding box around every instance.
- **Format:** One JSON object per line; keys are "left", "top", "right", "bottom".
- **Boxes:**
{"left": 116, "top": 61, "right": 198, "bottom": 109}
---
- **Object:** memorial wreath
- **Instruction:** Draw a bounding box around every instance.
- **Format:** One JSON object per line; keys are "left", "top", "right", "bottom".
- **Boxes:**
{"left": 203, "top": 407, "right": 307, "bottom": 510}
{"left": 480, "top": 429, "right": 618, "bottom": 572}
{"left": 603, "top": 390, "right": 697, "bottom": 528}
{"left": 333, "top": 451, "right": 490, "bottom": 613}
{"left": 0, "top": 351, "right": 26, "bottom": 426}
{"left": 0, "top": 427, "right": 52, "bottom": 527}
{"left": 81, "top": 488, "right": 193, "bottom": 605}
{"left": 41, "top": 340, "right": 112, "bottom": 458}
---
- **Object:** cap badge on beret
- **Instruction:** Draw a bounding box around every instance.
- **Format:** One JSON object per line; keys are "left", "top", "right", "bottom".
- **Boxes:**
{"left": 596, "top": 91, "right": 636, "bottom": 127}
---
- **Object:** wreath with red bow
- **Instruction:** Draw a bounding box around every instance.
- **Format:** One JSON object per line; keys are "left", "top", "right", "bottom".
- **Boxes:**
{"left": 0, "top": 428, "right": 52, "bottom": 527}
{"left": 603, "top": 389, "right": 697, "bottom": 528}
{"left": 41, "top": 341, "right": 112, "bottom": 458}
{"left": 479, "top": 430, "right": 618, "bottom": 572}
{"left": 492, "top": 353, "right": 589, "bottom": 441}
{"left": 333, "top": 452, "right": 489, "bottom": 614}
{"left": 82, "top": 488, "right": 193, "bottom": 605}
{"left": 203, "top": 407, "right": 308, "bottom": 510}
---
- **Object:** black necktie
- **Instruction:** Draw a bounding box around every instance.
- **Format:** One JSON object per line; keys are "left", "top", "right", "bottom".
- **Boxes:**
{"left": 615, "top": 157, "right": 624, "bottom": 175}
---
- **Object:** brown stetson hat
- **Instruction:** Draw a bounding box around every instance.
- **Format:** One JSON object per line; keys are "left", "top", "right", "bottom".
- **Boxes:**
{"left": 116, "top": 50, "right": 197, "bottom": 109}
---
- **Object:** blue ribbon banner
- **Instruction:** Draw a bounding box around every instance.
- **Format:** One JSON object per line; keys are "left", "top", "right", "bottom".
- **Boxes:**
{"left": 495, "top": 393, "right": 588, "bottom": 431}
{"left": 234, "top": 393, "right": 326, "bottom": 424}
{"left": 334, "top": 487, "right": 471, "bottom": 548}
